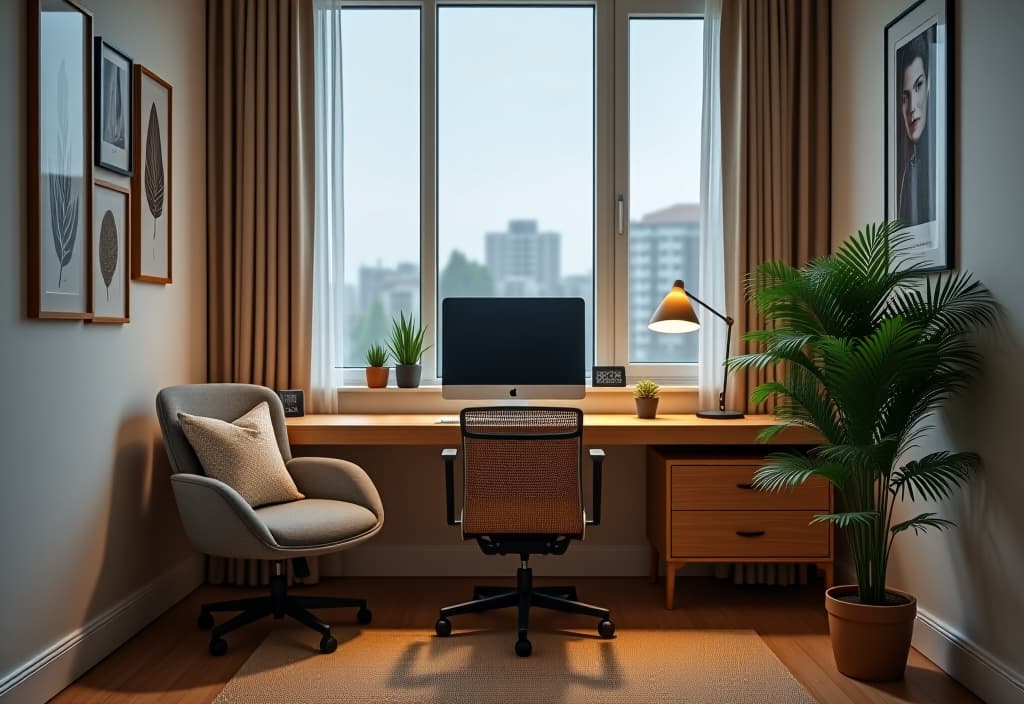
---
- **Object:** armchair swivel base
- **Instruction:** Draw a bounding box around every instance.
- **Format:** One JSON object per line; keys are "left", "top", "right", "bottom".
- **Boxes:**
{"left": 434, "top": 551, "right": 614, "bottom": 657}
{"left": 200, "top": 558, "right": 371, "bottom": 655}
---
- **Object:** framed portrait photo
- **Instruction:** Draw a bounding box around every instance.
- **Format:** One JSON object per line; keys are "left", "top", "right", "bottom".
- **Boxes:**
{"left": 132, "top": 65, "right": 172, "bottom": 284}
{"left": 94, "top": 38, "right": 133, "bottom": 175}
{"left": 89, "top": 180, "right": 130, "bottom": 323}
{"left": 885, "top": 0, "right": 954, "bottom": 271}
{"left": 28, "top": 0, "right": 94, "bottom": 319}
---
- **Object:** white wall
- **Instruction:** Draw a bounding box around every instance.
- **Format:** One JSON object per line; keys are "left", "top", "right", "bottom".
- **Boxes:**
{"left": 0, "top": 1, "right": 206, "bottom": 702}
{"left": 832, "top": 1, "right": 1024, "bottom": 701}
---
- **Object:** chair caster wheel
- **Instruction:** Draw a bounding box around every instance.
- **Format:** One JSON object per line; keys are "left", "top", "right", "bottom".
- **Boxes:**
{"left": 435, "top": 618, "right": 452, "bottom": 637}
{"left": 515, "top": 637, "right": 532, "bottom": 657}
{"left": 598, "top": 619, "right": 615, "bottom": 638}
{"left": 197, "top": 612, "right": 214, "bottom": 630}
{"left": 209, "top": 637, "right": 228, "bottom": 656}
{"left": 357, "top": 607, "right": 372, "bottom": 625}
{"left": 320, "top": 635, "right": 338, "bottom": 654}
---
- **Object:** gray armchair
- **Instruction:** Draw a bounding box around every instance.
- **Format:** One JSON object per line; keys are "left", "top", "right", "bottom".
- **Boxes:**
{"left": 156, "top": 384, "right": 383, "bottom": 655}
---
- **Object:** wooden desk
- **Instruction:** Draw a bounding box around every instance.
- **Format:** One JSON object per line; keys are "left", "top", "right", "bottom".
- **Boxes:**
{"left": 286, "top": 413, "right": 821, "bottom": 447}
{"left": 286, "top": 413, "right": 829, "bottom": 608}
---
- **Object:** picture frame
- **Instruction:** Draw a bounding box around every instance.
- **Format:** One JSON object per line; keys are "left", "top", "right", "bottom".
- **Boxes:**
{"left": 131, "top": 65, "right": 172, "bottom": 284}
{"left": 884, "top": 0, "right": 954, "bottom": 272}
{"left": 28, "top": 0, "right": 94, "bottom": 319}
{"left": 277, "top": 390, "right": 306, "bottom": 418}
{"left": 89, "top": 180, "right": 130, "bottom": 323}
{"left": 94, "top": 37, "right": 133, "bottom": 176}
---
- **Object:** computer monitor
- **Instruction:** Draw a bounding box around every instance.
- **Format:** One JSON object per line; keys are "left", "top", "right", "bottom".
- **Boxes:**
{"left": 441, "top": 297, "right": 586, "bottom": 400}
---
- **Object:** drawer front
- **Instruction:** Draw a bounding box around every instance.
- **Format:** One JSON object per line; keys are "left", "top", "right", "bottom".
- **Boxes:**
{"left": 671, "top": 465, "right": 829, "bottom": 510}
{"left": 671, "top": 510, "right": 829, "bottom": 558}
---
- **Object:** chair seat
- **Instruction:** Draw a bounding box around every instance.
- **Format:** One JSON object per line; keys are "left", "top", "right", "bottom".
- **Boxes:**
{"left": 256, "top": 498, "right": 379, "bottom": 547}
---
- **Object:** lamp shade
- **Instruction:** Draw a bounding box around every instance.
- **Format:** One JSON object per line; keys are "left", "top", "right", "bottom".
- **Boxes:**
{"left": 648, "top": 280, "right": 700, "bottom": 333}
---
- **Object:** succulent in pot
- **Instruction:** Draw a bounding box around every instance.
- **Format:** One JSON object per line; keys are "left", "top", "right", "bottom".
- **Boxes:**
{"left": 387, "top": 312, "right": 430, "bottom": 388}
{"left": 365, "top": 343, "right": 390, "bottom": 388}
{"left": 634, "top": 379, "right": 660, "bottom": 419}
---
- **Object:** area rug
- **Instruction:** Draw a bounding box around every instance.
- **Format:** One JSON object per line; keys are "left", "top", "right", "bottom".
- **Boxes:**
{"left": 213, "top": 627, "right": 817, "bottom": 703}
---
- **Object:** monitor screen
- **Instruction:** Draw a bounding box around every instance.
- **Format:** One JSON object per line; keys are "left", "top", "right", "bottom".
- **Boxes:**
{"left": 441, "top": 297, "right": 585, "bottom": 400}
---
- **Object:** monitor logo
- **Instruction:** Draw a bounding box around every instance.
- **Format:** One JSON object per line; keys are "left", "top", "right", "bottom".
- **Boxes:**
{"left": 509, "top": 388, "right": 518, "bottom": 397}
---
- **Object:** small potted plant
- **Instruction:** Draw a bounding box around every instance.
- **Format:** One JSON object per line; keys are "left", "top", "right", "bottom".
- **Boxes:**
{"left": 365, "top": 343, "right": 389, "bottom": 388}
{"left": 634, "top": 379, "right": 660, "bottom": 419}
{"left": 387, "top": 311, "right": 430, "bottom": 388}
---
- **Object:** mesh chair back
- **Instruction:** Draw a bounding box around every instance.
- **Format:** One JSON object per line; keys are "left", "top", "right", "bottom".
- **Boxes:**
{"left": 460, "top": 407, "right": 584, "bottom": 537}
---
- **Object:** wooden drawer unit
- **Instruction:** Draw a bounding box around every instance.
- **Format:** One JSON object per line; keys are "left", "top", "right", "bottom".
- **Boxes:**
{"left": 647, "top": 448, "right": 833, "bottom": 609}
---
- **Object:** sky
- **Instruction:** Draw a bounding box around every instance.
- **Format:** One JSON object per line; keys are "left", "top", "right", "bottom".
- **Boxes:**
{"left": 340, "top": 6, "right": 703, "bottom": 281}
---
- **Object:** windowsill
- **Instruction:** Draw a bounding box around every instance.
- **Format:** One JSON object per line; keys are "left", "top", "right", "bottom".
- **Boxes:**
{"left": 334, "top": 385, "right": 699, "bottom": 415}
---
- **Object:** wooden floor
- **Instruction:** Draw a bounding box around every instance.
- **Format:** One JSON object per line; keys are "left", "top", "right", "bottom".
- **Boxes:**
{"left": 52, "top": 576, "right": 980, "bottom": 704}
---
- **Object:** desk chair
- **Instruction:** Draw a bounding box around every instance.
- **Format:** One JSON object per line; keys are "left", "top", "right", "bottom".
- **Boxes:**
{"left": 436, "top": 406, "right": 614, "bottom": 656}
{"left": 156, "top": 384, "right": 384, "bottom": 655}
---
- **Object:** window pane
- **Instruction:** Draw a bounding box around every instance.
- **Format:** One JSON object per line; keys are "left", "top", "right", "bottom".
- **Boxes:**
{"left": 340, "top": 9, "right": 420, "bottom": 367}
{"left": 437, "top": 6, "right": 595, "bottom": 371}
{"left": 628, "top": 18, "right": 703, "bottom": 364}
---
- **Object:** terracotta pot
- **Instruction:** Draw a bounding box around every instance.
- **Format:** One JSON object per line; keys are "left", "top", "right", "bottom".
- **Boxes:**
{"left": 395, "top": 364, "right": 422, "bottom": 388}
{"left": 365, "top": 366, "right": 389, "bottom": 388}
{"left": 825, "top": 585, "right": 917, "bottom": 681}
{"left": 635, "top": 397, "right": 659, "bottom": 419}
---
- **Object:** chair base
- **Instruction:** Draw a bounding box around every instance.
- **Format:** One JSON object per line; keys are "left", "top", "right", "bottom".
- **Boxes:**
{"left": 199, "top": 560, "right": 371, "bottom": 655}
{"left": 435, "top": 562, "right": 614, "bottom": 656}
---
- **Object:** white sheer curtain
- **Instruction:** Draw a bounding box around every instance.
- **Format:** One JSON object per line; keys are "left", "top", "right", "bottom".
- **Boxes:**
{"left": 311, "top": 0, "right": 344, "bottom": 413}
{"left": 698, "top": 0, "right": 727, "bottom": 412}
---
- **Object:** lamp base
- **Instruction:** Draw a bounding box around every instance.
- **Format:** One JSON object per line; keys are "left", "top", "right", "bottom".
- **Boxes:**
{"left": 696, "top": 409, "right": 745, "bottom": 420}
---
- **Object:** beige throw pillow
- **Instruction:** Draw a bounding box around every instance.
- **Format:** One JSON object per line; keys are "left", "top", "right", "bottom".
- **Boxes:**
{"left": 178, "top": 401, "right": 305, "bottom": 508}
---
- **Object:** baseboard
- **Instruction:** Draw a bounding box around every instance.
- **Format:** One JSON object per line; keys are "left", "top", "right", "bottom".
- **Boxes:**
{"left": 322, "top": 544, "right": 662, "bottom": 577}
{"left": 914, "top": 607, "right": 1024, "bottom": 704}
{"left": 0, "top": 555, "right": 204, "bottom": 704}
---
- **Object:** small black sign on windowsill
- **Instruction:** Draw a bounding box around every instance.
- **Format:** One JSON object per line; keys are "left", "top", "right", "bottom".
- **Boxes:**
{"left": 277, "top": 389, "right": 305, "bottom": 417}
{"left": 592, "top": 366, "right": 627, "bottom": 387}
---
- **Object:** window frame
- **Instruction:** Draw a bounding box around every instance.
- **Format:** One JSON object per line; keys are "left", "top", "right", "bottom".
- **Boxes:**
{"left": 336, "top": 0, "right": 705, "bottom": 388}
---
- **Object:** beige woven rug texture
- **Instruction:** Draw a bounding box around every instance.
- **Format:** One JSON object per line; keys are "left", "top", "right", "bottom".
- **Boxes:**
{"left": 213, "top": 627, "right": 817, "bottom": 703}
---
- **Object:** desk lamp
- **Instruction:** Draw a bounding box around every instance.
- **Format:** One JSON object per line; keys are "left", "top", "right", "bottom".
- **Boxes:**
{"left": 648, "top": 280, "right": 744, "bottom": 419}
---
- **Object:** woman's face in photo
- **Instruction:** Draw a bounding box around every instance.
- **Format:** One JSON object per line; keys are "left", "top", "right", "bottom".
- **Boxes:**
{"left": 900, "top": 56, "right": 929, "bottom": 144}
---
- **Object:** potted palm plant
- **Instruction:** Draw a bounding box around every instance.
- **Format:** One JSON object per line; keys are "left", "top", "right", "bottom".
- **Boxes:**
{"left": 387, "top": 312, "right": 430, "bottom": 388}
{"left": 634, "top": 379, "right": 660, "bottom": 419}
{"left": 728, "top": 222, "right": 997, "bottom": 681}
{"left": 365, "top": 343, "right": 390, "bottom": 388}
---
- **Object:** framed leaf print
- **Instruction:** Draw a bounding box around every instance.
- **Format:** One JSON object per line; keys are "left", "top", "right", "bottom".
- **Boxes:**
{"left": 132, "top": 65, "right": 172, "bottom": 284}
{"left": 89, "top": 180, "right": 130, "bottom": 323}
{"left": 28, "top": 0, "right": 93, "bottom": 319}
{"left": 94, "top": 37, "right": 133, "bottom": 175}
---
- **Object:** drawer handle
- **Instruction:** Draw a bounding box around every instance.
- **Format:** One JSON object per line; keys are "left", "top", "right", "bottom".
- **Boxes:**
{"left": 735, "top": 482, "right": 754, "bottom": 490}
{"left": 736, "top": 530, "right": 766, "bottom": 538}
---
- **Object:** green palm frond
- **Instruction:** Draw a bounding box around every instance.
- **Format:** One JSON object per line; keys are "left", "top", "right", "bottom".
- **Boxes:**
{"left": 890, "top": 512, "right": 957, "bottom": 536}
{"left": 752, "top": 452, "right": 851, "bottom": 493}
{"left": 809, "top": 512, "right": 878, "bottom": 528}
{"left": 889, "top": 452, "right": 979, "bottom": 502}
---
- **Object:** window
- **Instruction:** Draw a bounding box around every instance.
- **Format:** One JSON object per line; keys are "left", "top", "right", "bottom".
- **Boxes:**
{"left": 332, "top": 1, "right": 703, "bottom": 385}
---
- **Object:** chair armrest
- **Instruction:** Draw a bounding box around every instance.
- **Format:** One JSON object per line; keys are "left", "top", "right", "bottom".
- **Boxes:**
{"left": 587, "top": 448, "right": 605, "bottom": 526}
{"left": 169, "top": 474, "right": 278, "bottom": 557}
{"left": 442, "top": 448, "right": 461, "bottom": 526}
{"left": 286, "top": 457, "right": 384, "bottom": 521}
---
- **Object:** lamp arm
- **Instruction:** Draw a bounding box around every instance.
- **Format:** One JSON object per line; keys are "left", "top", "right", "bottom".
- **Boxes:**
{"left": 684, "top": 288, "right": 734, "bottom": 413}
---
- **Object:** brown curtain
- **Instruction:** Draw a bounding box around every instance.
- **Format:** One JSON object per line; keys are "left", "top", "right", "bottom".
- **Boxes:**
{"left": 720, "top": 0, "right": 831, "bottom": 413}
{"left": 206, "top": 0, "right": 316, "bottom": 586}
{"left": 207, "top": 0, "right": 315, "bottom": 392}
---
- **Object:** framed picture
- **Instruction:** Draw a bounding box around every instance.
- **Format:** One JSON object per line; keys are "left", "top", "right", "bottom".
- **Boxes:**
{"left": 28, "top": 0, "right": 93, "bottom": 319}
{"left": 89, "top": 180, "right": 130, "bottom": 323}
{"left": 132, "top": 65, "right": 172, "bottom": 284}
{"left": 94, "top": 38, "right": 133, "bottom": 175}
{"left": 885, "top": 0, "right": 954, "bottom": 271}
